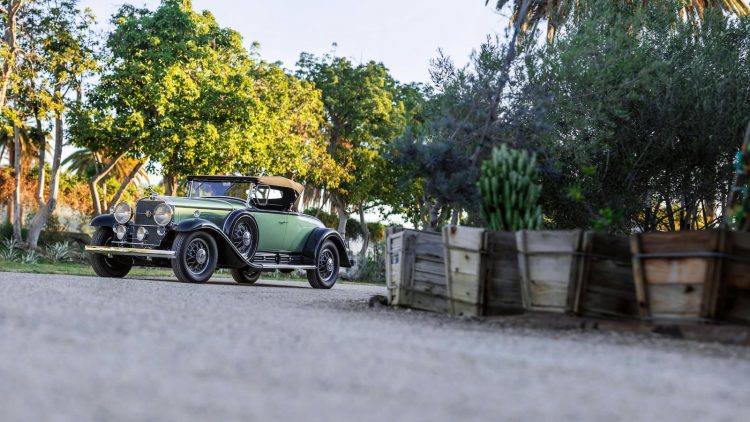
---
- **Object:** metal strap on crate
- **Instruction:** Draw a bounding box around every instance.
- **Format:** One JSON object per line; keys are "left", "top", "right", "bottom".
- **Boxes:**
{"left": 636, "top": 251, "right": 750, "bottom": 265}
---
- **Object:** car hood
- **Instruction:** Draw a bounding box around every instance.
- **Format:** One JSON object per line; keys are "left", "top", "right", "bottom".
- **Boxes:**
{"left": 161, "top": 196, "right": 246, "bottom": 211}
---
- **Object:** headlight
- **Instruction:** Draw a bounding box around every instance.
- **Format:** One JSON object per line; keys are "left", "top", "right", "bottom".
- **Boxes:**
{"left": 153, "top": 203, "right": 173, "bottom": 226}
{"left": 114, "top": 225, "right": 127, "bottom": 240}
{"left": 113, "top": 202, "right": 132, "bottom": 224}
{"left": 136, "top": 226, "right": 148, "bottom": 242}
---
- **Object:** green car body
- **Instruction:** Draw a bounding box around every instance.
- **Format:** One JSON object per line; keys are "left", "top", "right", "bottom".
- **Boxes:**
{"left": 85, "top": 175, "right": 351, "bottom": 287}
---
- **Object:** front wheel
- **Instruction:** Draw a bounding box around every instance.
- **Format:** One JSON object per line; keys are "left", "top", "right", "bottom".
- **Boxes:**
{"left": 230, "top": 267, "right": 262, "bottom": 284}
{"left": 90, "top": 227, "right": 132, "bottom": 278}
{"left": 306, "top": 240, "right": 340, "bottom": 289}
{"left": 171, "top": 231, "right": 218, "bottom": 283}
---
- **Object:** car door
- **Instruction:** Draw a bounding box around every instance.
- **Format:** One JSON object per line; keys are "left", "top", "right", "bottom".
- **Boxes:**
{"left": 250, "top": 185, "right": 289, "bottom": 251}
{"left": 253, "top": 211, "right": 289, "bottom": 251}
{"left": 284, "top": 213, "right": 325, "bottom": 252}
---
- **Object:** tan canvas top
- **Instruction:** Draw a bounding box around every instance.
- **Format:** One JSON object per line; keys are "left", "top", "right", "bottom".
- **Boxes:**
{"left": 255, "top": 176, "right": 304, "bottom": 195}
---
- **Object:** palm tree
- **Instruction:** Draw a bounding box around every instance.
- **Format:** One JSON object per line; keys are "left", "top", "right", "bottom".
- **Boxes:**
{"left": 63, "top": 147, "right": 149, "bottom": 213}
{"left": 488, "top": 0, "right": 750, "bottom": 43}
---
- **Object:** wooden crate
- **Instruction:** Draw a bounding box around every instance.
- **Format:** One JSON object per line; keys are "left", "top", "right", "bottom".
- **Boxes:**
{"left": 443, "top": 226, "right": 523, "bottom": 317}
{"left": 516, "top": 230, "right": 583, "bottom": 313}
{"left": 385, "top": 228, "right": 447, "bottom": 313}
{"left": 631, "top": 230, "right": 750, "bottom": 324}
{"left": 571, "top": 232, "right": 637, "bottom": 319}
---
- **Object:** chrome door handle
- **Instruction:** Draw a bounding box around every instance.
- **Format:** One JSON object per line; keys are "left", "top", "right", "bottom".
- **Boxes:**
{"left": 279, "top": 221, "right": 288, "bottom": 224}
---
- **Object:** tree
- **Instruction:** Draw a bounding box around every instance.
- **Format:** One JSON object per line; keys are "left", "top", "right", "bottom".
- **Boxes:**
{"left": 71, "top": 0, "right": 342, "bottom": 210}
{"left": 23, "top": 0, "right": 97, "bottom": 249}
{"left": 296, "top": 54, "right": 408, "bottom": 272}
{"left": 296, "top": 54, "right": 406, "bottom": 235}
{"left": 518, "top": 2, "right": 750, "bottom": 231}
{"left": 487, "top": 0, "right": 750, "bottom": 44}
{"left": 0, "top": 0, "right": 32, "bottom": 111}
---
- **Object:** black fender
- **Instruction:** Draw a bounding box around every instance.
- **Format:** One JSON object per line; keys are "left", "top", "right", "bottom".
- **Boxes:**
{"left": 173, "top": 218, "right": 261, "bottom": 269}
{"left": 302, "top": 228, "right": 352, "bottom": 267}
{"left": 90, "top": 214, "right": 116, "bottom": 228}
{"left": 222, "top": 210, "right": 259, "bottom": 242}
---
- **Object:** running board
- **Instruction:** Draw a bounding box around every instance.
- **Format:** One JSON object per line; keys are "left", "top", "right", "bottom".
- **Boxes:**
{"left": 254, "top": 263, "right": 316, "bottom": 270}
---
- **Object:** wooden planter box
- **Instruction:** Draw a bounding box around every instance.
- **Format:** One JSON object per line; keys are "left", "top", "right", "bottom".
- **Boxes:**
{"left": 631, "top": 230, "right": 750, "bottom": 324}
{"left": 517, "top": 230, "right": 636, "bottom": 316}
{"left": 443, "top": 226, "right": 523, "bottom": 317}
{"left": 571, "top": 233, "right": 637, "bottom": 319}
{"left": 516, "top": 230, "right": 583, "bottom": 313}
{"left": 385, "top": 228, "right": 447, "bottom": 313}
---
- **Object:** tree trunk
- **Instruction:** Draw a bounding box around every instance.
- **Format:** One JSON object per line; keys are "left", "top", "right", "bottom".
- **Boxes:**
{"left": 163, "top": 173, "right": 176, "bottom": 196}
{"left": 353, "top": 203, "right": 370, "bottom": 278}
{"left": 334, "top": 195, "right": 348, "bottom": 236}
{"left": 34, "top": 114, "right": 45, "bottom": 206}
{"left": 26, "top": 112, "right": 64, "bottom": 250}
{"left": 0, "top": 1, "right": 24, "bottom": 112}
{"left": 88, "top": 143, "right": 135, "bottom": 215}
{"left": 450, "top": 207, "right": 460, "bottom": 226}
{"left": 468, "top": 0, "right": 533, "bottom": 168}
{"left": 665, "top": 191, "right": 677, "bottom": 232}
{"left": 12, "top": 123, "right": 22, "bottom": 242}
{"left": 109, "top": 160, "right": 145, "bottom": 208}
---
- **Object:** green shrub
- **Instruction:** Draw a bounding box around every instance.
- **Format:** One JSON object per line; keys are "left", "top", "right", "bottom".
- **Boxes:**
{"left": 45, "top": 241, "right": 72, "bottom": 263}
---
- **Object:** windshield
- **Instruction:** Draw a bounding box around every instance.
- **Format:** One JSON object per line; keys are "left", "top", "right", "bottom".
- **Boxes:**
{"left": 188, "top": 180, "right": 253, "bottom": 201}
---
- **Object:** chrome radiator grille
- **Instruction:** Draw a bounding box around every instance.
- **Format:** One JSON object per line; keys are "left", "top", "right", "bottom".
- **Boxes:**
{"left": 134, "top": 199, "right": 162, "bottom": 226}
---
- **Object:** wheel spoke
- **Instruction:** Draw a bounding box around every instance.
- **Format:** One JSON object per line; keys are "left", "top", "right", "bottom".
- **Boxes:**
{"left": 185, "top": 238, "right": 209, "bottom": 274}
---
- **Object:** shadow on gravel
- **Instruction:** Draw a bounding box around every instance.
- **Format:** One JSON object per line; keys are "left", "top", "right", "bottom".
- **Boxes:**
{"left": 125, "top": 276, "right": 310, "bottom": 289}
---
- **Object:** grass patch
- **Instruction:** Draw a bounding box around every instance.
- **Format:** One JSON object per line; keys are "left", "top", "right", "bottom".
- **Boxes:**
{"left": 0, "top": 260, "right": 383, "bottom": 286}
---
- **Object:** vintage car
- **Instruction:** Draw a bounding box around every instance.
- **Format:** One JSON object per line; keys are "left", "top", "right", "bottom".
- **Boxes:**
{"left": 84, "top": 175, "right": 350, "bottom": 288}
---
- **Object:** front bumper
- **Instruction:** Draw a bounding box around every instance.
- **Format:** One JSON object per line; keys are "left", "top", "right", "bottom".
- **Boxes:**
{"left": 85, "top": 245, "right": 176, "bottom": 259}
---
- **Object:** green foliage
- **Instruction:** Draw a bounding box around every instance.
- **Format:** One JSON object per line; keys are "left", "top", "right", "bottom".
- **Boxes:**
{"left": 351, "top": 241, "right": 386, "bottom": 284}
{"left": 519, "top": 2, "right": 750, "bottom": 231}
{"left": 0, "top": 237, "right": 20, "bottom": 261}
{"left": 479, "top": 144, "right": 543, "bottom": 231}
{"left": 20, "top": 249, "right": 40, "bottom": 264}
{"left": 45, "top": 241, "right": 72, "bottom": 263}
{"left": 296, "top": 54, "right": 407, "bottom": 205}
{"left": 70, "top": 0, "right": 342, "bottom": 187}
{"left": 303, "top": 207, "right": 338, "bottom": 229}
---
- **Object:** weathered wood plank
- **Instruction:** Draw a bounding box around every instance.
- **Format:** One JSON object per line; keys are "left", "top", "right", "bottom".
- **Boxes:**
{"left": 385, "top": 229, "right": 447, "bottom": 312}
{"left": 527, "top": 255, "right": 574, "bottom": 283}
{"left": 519, "top": 230, "right": 582, "bottom": 253}
{"left": 643, "top": 258, "right": 709, "bottom": 284}
{"left": 648, "top": 283, "right": 704, "bottom": 316}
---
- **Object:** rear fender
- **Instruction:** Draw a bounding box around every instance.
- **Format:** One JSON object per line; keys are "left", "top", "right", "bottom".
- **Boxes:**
{"left": 302, "top": 228, "right": 352, "bottom": 267}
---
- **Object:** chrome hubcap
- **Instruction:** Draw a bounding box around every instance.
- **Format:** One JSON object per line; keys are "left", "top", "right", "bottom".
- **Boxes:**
{"left": 317, "top": 250, "right": 335, "bottom": 282}
{"left": 231, "top": 220, "right": 254, "bottom": 256}
{"left": 196, "top": 248, "right": 207, "bottom": 265}
{"left": 186, "top": 238, "right": 210, "bottom": 274}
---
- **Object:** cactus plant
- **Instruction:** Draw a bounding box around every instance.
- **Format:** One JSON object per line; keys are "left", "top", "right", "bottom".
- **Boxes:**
{"left": 478, "top": 144, "right": 543, "bottom": 231}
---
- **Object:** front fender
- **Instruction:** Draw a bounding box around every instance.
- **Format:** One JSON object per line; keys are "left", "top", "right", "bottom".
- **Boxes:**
{"left": 302, "top": 228, "right": 352, "bottom": 267}
{"left": 90, "top": 214, "right": 116, "bottom": 228}
{"left": 173, "top": 218, "right": 260, "bottom": 269}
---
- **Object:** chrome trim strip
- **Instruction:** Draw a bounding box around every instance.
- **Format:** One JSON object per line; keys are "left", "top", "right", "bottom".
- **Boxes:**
{"left": 255, "top": 263, "right": 316, "bottom": 270}
{"left": 85, "top": 245, "right": 176, "bottom": 259}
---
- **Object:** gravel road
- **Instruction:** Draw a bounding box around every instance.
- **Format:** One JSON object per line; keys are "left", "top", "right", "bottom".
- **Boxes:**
{"left": 0, "top": 271, "right": 749, "bottom": 422}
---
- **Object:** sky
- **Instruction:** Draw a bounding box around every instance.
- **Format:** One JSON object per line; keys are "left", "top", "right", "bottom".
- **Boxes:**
{"left": 79, "top": 0, "right": 510, "bottom": 84}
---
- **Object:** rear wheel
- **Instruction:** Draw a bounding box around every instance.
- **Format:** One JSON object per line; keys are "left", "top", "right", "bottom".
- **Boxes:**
{"left": 90, "top": 227, "right": 132, "bottom": 278}
{"left": 230, "top": 267, "right": 262, "bottom": 284}
{"left": 171, "top": 231, "right": 218, "bottom": 283}
{"left": 306, "top": 240, "right": 340, "bottom": 289}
